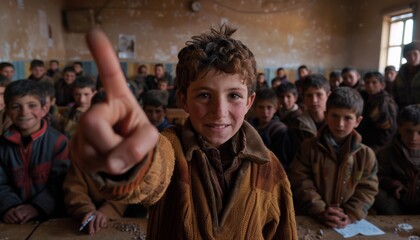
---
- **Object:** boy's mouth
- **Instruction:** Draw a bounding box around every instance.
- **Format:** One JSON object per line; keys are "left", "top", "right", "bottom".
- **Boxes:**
{"left": 205, "top": 124, "right": 229, "bottom": 129}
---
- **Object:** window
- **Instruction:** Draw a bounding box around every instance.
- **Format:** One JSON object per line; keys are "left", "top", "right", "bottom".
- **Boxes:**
{"left": 386, "top": 12, "right": 413, "bottom": 70}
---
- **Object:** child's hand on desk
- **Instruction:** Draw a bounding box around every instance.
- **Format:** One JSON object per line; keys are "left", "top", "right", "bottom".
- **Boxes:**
{"left": 70, "top": 29, "right": 159, "bottom": 175}
{"left": 3, "top": 204, "right": 39, "bottom": 224}
{"left": 319, "top": 206, "right": 350, "bottom": 229}
{"left": 83, "top": 211, "right": 108, "bottom": 235}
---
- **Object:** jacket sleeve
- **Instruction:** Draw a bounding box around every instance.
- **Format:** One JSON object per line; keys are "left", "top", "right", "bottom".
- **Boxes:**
{"left": 90, "top": 134, "right": 175, "bottom": 206}
{"left": 376, "top": 148, "right": 404, "bottom": 191}
{"left": 31, "top": 135, "right": 70, "bottom": 216}
{"left": 289, "top": 141, "right": 327, "bottom": 216}
{"left": 341, "top": 148, "right": 379, "bottom": 221}
{"left": 0, "top": 163, "right": 23, "bottom": 217}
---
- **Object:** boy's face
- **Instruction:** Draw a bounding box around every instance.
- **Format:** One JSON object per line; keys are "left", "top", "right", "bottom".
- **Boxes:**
{"left": 31, "top": 66, "right": 45, "bottom": 79}
{"left": 342, "top": 71, "right": 359, "bottom": 87}
{"left": 271, "top": 80, "right": 281, "bottom": 89}
{"left": 0, "top": 87, "right": 5, "bottom": 111}
{"left": 298, "top": 68, "right": 309, "bottom": 79}
{"left": 329, "top": 75, "right": 342, "bottom": 89}
{"left": 7, "top": 95, "right": 47, "bottom": 136}
{"left": 157, "top": 82, "right": 168, "bottom": 91}
{"left": 277, "top": 69, "right": 286, "bottom": 78}
{"left": 144, "top": 105, "right": 166, "bottom": 127}
{"left": 63, "top": 71, "right": 77, "bottom": 85}
{"left": 279, "top": 92, "right": 297, "bottom": 111}
{"left": 303, "top": 87, "right": 328, "bottom": 116}
{"left": 364, "top": 76, "right": 385, "bottom": 95}
{"left": 155, "top": 66, "right": 164, "bottom": 78}
{"left": 50, "top": 62, "right": 59, "bottom": 70}
{"left": 405, "top": 49, "right": 420, "bottom": 66}
{"left": 180, "top": 68, "right": 255, "bottom": 148}
{"left": 73, "top": 64, "right": 83, "bottom": 74}
{"left": 326, "top": 107, "right": 362, "bottom": 143}
{"left": 385, "top": 70, "right": 397, "bottom": 82}
{"left": 254, "top": 100, "right": 277, "bottom": 126}
{"left": 0, "top": 66, "right": 14, "bottom": 81}
{"left": 398, "top": 122, "right": 420, "bottom": 150}
{"left": 257, "top": 75, "right": 265, "bottom": 83}
{"left": 74, "top": 87, "right": 96, "bottom": 112}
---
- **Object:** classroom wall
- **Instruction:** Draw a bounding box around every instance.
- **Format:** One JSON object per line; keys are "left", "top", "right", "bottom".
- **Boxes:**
{"left": 0, "top": 0, "right": 417, "bottom": 80}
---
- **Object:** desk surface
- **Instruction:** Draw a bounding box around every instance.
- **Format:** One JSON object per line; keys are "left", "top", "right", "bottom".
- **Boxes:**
{"left": 1, "top": 215, "right": 419, "bottom": 239}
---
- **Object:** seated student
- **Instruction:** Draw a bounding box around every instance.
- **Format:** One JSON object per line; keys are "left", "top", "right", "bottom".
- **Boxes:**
{"left": 357, "top": 71, "right": 398, "bottom": 153}
{"left": 39, "top": 82, "right": 65, "bottom": 132}
{"left": 60, "top": 77, "right": 97, "bottom": 138}
{"left": 288, "top": 74, "right": 330, "bottom": 155}
{"left": 276, "top": 82, "right": 302, "bottom": 127}
{"left": 294, "top": 65, "right": 310, "bottom": 99}
{"left": 256, "top": 72, "right": 269, "bottom": 90}
{"left": 55, "top": 66, "right": 77, "bottom": 107}
{"left": 340, "top": 66, "right": 364, "bottom": 92}
{"left": 384, "top": 65, "right": 397, "bottom": 95}
{"left": 329, "top": 70, "right": 342, "bottom": 91}
{"left": 0, "top": 62, "right": 15, "bottom": 82}
{"left": 145, "top": 63, "right": 173, "bottom": 91}
{"left": 0, "top": 80, "right": 70, "bottom": 224}
{"left": 0, "top": 76, "right": 12, "bottom": 135}
{"left": 143, "top": 89, "right": 172, "bottom": 132}
{"left": 290, "top": 87, "right": 379, "bottom": 229}
{"left": 46, "top": 59, "right": 61, "bottom": 83}
{"left": 375, "top": 104, "right": 420, "bottom": 215}
{"left": 73, "top": 61, "right": 84, "bottom": 78}
{"left": 27, "top": 59, "right": 54, "bottom": 85}
{"left": 63, "top": 90, "right": 127, "bottom": 235}
{"left": 249, "top": 88, "right": 292, "bottom": 171}
{"left": 70, "top": 27, "right": 298, "bottom": 239}
{"left": 271, "top": 67, "right": 289, "bottom": 87}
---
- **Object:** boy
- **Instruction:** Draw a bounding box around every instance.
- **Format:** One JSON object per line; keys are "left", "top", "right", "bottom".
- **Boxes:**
{"left": 256, "top": 72, "right": 268, "bottom": 90}
{"left": 393, "top": 41, "right": 420, "bottom": 108}
{"left": 375, "top": 104, "right": 420, "bottom": 214}
{"left": 329, "top": 70, "right": 342, "bottom": 91}
{"left": 0, "top": 62, "right": 14, "bottom": 82}
{"left": 39, "top": 82, "right": 65, "bottom": 132}
{"left": 27, "top": 59, "right": 54, "bottom": 85}
{"left": 143, "top": 89, "right": 172, "bottom": 132}
{"left": 290, "top": 87, "right": 378, "bottom": 228}
{"left": 384, "top": 65, "right": 397, "bottom": 95}
{"left": 0, "top": 78, "right": 12, "bottom": 135}
{"left": 276, "top": 82, "right": 302, "bottom": 127}
{"left": 340, "top": 66, "right": 363, "bottom": 92}
{"left": 288, "top": 74, "right": 330, "bottom": 154}
{"left": 294, "top": 64, "right": 310, "bottom": 98}
{"left": 46, "top": 59, "right": 61, "bottom": 82}
{"left": 55, "top": 66, "right": 77, "bottom": 106}
{"left": 73, "top": 61, "right": 84, "bottom": 77}
{"left": 0, "top": 80, "right": 70, "bottom": 223}
{"left": 70, "top": 27, "right": 297, "bottom": 239}
{"left": 249, "top": 88, "right": 292, "bottom": 171}
{"left": 357, "top": 71, "right": 398, "bottom": 153}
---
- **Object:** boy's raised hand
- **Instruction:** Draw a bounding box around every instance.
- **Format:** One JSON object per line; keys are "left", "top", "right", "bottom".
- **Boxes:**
{"left": 71, "top": 29, "right": 159, "bottom": 175}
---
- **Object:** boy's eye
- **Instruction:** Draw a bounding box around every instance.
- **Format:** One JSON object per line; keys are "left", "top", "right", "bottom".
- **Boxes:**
{"left": 10, "top": 105, "right": 20, "bottom": 110}
{"left": 197, "top": 93, "right": 210, "bottom": 99}
{"left": 229, "top": 93, "right": 241, "bottom": 99}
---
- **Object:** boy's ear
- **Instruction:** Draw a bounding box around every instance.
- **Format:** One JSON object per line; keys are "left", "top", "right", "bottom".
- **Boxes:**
{"left": 246, "top": 92, "right": 256, "bottom": 110}
{"left": 354, "top": 115, "right": 363, "bottom": 128}
{"left": 41, "top": 104, "right": 49, "bottom": 118}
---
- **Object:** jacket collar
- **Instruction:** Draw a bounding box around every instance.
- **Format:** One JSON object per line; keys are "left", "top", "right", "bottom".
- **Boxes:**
{"left": 4, "top": 119, "right": 48, "bottom": 145}
{"left": 182, "top": 118, "right": 270, "bottom": 164}
{"left": 316, "top": 125, "right": 362, "bottom": 155}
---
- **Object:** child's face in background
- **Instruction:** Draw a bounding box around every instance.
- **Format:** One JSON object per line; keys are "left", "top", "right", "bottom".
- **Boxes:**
{"left": 398, "top": 122, "right": 420, "bottom": 150}
{"left": 181, "top": 68, "right": 255, "bottom": 148}
{"left": 44, "top": 96, "right": 56, "bottom": 113}
{"left": 154, "top": 66, "right": 164, "bottom": 79}
{"left": 342, "top": 71, "right": 360, "bottom": 87}
{"left": 364, "top": 76, "right": 385, "bottom": 95}
{"left": 144, "top": 105, "right": 166, "bottom": 127}
{"left": 254, "top": 100, "right": 277, "bottom": 126}
{"left": 303, "top": 87, "right": 328, "bottom": 116}
{"left": 326, "top": 107, "right": 362, "bottom": 144}
{"left": 0, "top": 66, "right": 14, "bottom": 81}
{"left": 63, "top": 71, "right": 76, "bottom": 85}
{"left": 157, "top": 82, "right": 168, "bottom": 91}
{"left": 405, "top": 49, "right": 420, "bottom": 66}
{"left": 329, "top": 75, "right": 342, "bottom": 89}
{"left": 384, "top": 70, "right": 397, "bottom": 82}
{"left": 31, "top": 66, "right": 45, "bottom": 79}
{"left": 49, "top": 62, "right": 59, "bottom": 70}
{"left": 298, "top": 68, "right": 309, "bottom": 79}
{"left": 7, "top": 95, "right": 47, "bottom": 136}
{"left": 74, "top": 87, "right": 96, "bottom": 112}
{"left": 278, "top": 92, "right": 297, "bottom": 111}
{"left": 0, "top": 87, "right": 5, "bottom": 111}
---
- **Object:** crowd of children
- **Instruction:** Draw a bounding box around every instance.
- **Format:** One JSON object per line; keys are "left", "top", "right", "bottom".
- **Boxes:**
{"left": 0, "top": 26, "right": 419, "bottom": 239}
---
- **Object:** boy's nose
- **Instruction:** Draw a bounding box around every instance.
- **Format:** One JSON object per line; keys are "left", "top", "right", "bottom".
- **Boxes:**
{"left": 212, "top": 98, "right": 227, "bottom": 117}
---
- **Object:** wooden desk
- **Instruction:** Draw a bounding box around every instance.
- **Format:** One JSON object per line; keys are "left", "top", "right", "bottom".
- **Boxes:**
{"left": 0, "top": 221, "right": 39, "bottom": 240}
{"left": 29, "top": 218, "right": 148, "bottom": 240}
{"left": 296, "top": 215, "right": 420, "bottom": 239}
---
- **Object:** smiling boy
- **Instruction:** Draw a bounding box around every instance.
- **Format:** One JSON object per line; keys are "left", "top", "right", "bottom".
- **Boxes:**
{"left": 290, "top": 87, "right": 378, "bottom": 229}
{"left": 70, "top": 26, "right": 297, "bottom": 239}
{"left": 0, "top": 80, "right": 70, "bottom": 224}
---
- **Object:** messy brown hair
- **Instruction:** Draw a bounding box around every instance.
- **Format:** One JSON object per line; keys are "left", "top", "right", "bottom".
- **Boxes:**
{"left": 175, "top": 25, "right": 257, "bottom": 97}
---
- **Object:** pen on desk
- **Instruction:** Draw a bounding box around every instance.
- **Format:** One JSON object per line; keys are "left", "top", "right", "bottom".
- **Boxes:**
{"left": 79, "top": 213, "right": 95, "bottom": 231}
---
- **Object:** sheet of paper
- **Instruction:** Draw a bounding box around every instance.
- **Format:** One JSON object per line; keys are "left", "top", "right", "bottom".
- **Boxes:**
{"left": 334, "top": 219, "right": 385, "bottom": 238}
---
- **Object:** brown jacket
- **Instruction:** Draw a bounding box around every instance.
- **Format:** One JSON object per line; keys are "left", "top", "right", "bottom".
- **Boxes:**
{"left": 91, "top": 120, "right": 297, "bottom": 239}
{"left": 290, "top": 127, "right": 379, "bottom": 221}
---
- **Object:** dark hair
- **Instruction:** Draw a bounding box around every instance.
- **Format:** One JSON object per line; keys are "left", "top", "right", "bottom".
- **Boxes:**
{"left": 4, "top": 80, "right": 46, "bottom": 107}
{"left": 277, "top": 67, "right": 284, "bottom": 72}
{"left": 363, "top": 71, "right": 385, "bottom": 84}
{"left": 329, "top": 71, "right": 341, "bottom": 79}
{"left": 403, "top": 41, "right": 420, "bottom": 57}
{"left": 155, "top": 63, "right": 164, "bottom": 69}
{"left": 384, "top": 65, "right": 396, "bottom": 72}
{"left": 276, "top": 82, "right": 298, "bottom": 96}
{"left": 326, "top": 87, "right": 363, "bottom": 117}
{"left": 39, "top": 82, "right": 55, "bottom": 98}
{"left": 49, "top": 59, "right": 59, "bottom": 65}
{"left": 302, "top": 74, "right": 330, "bottom": 94}
{"left": 137, "top": 64, "right": 147, "bottom": 74}
{"left": 62, "top": 66, "right": 76, "bottom": 74}
{"left": 0, "top": 62, "right": 14, "bottom": 71}
{"left": 73, "top": 61, "right": 83, "bottom": 67}
{"left": 341, "top": 66, "right": 358, "bottom": 75}
{"left": 143, "top": 89, "right": 168, "bottom": 108}
{"left": 254, "top": 88, "right": 277, "bottom": 105}
{"left": 30, "top": 59, "right": 45, "bottom": 69}
{"left": 397, "top": 104, "right": 420, "bottom": 125}
{"left": 175, "top": 25, "right": 256, "bottom": 96}
{"left": 73, "top": 77, "right": 96, "bottom": 91}
{"left": 298, "top": 65, "right": 308, "bottom": 71}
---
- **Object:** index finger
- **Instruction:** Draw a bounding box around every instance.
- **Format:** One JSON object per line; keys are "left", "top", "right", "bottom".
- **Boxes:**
{"left": 86, "top": 28, "right": 130, "bottom": 99}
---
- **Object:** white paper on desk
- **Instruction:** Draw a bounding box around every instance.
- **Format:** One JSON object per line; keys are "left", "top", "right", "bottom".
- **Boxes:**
{"left": 333, "top": 219, "right": 385, "bottom": 238}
